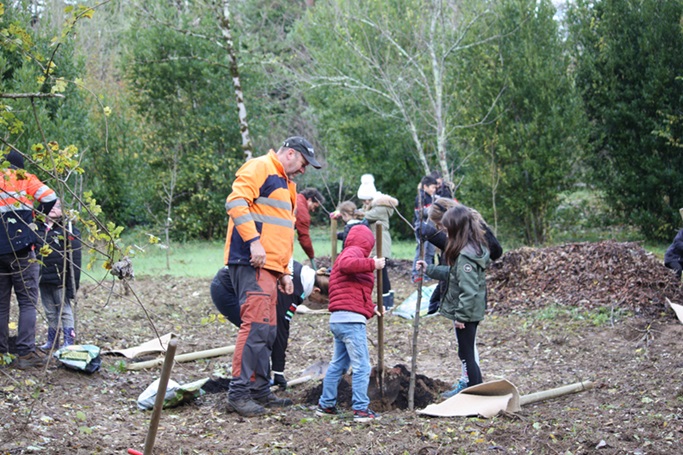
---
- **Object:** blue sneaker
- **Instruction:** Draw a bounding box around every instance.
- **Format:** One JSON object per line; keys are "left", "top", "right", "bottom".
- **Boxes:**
{"left": 442, "top": 379, "right": 468, "bottom": 398}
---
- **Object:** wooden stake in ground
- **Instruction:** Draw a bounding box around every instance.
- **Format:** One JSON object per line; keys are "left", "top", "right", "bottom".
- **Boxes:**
{"left": 409, "top": 191, "right": 425, "bottom": 411}
{"left": 330, "top": 217, "right": 338, "bottom": 264}
{"left": 375, "top": 223, "right": 384, "bottom": 398}
{"left": 143, "top": 338, "right": 177, "bottom": 455}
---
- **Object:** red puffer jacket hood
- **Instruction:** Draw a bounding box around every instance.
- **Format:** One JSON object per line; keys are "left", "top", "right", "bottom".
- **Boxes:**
{"left": 328, "top": 224, "right": 377, "bottom": 319}
{"left": 344, "top": 223, "right": 375, "bottom": 256}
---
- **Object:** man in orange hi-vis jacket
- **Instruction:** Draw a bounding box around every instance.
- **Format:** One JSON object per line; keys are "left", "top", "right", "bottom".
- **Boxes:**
{"left": 223, "top": 136, "right": 321, "bottom": 417}
{"left": 1, "top": 150, "right": 57, "bottom": 369}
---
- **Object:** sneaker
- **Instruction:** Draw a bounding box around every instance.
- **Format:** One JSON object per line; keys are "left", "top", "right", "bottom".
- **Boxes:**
{"left": 441, "top": 379, "right": 468, "bottom": 398}
{"left": 253, "top": 392, "right": 293, "bottom": 408}
{"left": 15, "top": 351, "right": 48, "bottom": 370}
{"left": 353, "top": 408, "right": 381, "bottom": 422}
{"left": 225, "top": 397, "right": 268, "bottom": 417}
{"left": 315, "top": 405, "right": 338, "bottom": 417}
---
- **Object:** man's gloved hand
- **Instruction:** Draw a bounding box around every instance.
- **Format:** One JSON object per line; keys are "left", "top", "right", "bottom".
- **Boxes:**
{"left": 310, "top": 257, "right": 317, "bottom": 270}
{"left": 272, "top": 373, "right": 287, "bottom": 391}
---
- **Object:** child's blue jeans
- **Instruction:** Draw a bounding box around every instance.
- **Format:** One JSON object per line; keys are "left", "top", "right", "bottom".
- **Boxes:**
{"left": 319, "top": 322, "right": 371, "bottom": 411}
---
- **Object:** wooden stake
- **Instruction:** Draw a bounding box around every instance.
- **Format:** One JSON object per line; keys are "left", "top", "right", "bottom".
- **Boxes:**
{"left": 375, "top": 223, "right": 384, "bottom": 398}
{"left": 143, "top": 338, "right": 178, "bottom": 455}
{"left": 330, "top": 217, "right": 338, "bottom": 264}
{"left": 409, "top": 190, "right": 425, "bottom": 411}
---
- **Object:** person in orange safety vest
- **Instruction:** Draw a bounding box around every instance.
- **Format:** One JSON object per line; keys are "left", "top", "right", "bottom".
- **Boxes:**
{"left": 223, "top": 136, "right": 321, "bottom": 417}
{"left": 1, "top": 150, "right": 57, "bottom": 369}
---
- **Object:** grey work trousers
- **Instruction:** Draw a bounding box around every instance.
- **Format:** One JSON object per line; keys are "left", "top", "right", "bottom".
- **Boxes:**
{"left": 0, "top": 248, "right": 39, "bottom": 355}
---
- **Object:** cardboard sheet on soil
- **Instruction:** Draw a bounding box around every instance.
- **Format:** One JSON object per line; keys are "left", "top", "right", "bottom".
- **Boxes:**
{"left": 417, "top": 379, "right": 521, "bottom": 418}
{"left": 103, "top": 332, "right": 175, "bottom": 359}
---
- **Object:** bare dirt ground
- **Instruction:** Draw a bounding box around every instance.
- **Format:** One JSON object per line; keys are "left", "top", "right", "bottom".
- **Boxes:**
{"left": 2, "top": 241, "right": 683, "bottom": 455}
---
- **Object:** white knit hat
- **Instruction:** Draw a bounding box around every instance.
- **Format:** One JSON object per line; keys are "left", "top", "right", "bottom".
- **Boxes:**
{"left": 357, "top": 174, "right": 378, "bottom": 200}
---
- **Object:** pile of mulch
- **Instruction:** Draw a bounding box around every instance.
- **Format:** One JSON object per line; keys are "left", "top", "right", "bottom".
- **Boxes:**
{"left": 487, "top": 240, "right": 683, "bottom": 317}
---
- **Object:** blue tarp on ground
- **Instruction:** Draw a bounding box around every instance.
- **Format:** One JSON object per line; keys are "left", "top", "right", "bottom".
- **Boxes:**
{"left": 392, "top": 284, "right": 438, "bottom": 320}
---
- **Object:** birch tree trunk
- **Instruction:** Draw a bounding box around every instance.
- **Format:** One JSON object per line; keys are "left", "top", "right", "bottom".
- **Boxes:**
{"left": 218, "top": 0, "right": 254, "bottom": 161}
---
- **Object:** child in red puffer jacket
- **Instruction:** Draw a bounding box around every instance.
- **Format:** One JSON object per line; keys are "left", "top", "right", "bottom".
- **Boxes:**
{"left": 316, "top": 224, "right": 385, "bottom": 422}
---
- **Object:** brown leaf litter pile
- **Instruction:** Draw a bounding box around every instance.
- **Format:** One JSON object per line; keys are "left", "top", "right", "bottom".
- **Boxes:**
{"left": 486, "top": 240, "right": 683, "bottom": 317}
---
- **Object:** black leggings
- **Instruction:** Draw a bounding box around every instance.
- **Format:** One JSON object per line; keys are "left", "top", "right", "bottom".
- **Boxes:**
{"left": 455, "top": 321, "right": 482, "bottom": 387}
{"left": 381, "top": 266, "right": 391, "bottom": 294}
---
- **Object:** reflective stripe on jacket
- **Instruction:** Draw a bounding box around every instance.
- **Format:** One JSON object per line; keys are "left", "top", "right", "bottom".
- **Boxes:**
{"left": 1, "top": 169, "right": 57, "bottom": 255}
{"left": 223, "top": 151, "right": 296, "bottom": 274}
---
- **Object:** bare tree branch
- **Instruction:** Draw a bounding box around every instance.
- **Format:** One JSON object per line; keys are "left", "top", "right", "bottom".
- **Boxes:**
{"left": 0, "top": 93, "right": 65, "bottom": 99}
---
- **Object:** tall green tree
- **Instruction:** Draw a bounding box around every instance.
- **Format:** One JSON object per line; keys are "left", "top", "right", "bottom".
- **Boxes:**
{"left": 293, "top": 0, "right": 507, "bottom": 182}
{"left": 123, "top": 0, "right": 244, "bottom": 240}
{"left": 464, "top": 0, "right": 587, "bottom": 244}
{"left": 567, "top": 0, "right": 683, "bottom": 241}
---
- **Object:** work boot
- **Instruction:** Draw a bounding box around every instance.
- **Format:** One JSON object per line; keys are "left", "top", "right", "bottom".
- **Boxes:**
{"left": 15, "top": 351, "right": 48, "bottom": 370}
{"left": 39, "top": 327, "right": 58, "bottom": 352}
{"left": 62, "top": 328, "right": 76, "bottom": 348}
{"left": 254, "top": 392, "right": 293, "bottom": 408}
{"left": 225, "top": 397, "right": 268, "bottom": 417}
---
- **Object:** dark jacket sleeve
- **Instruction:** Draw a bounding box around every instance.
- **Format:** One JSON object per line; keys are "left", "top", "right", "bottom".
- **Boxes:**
{"left": 483, "top": 224, "right": 503, "bottom": 261}
{"left": 665, "top": 229, "right": 683, "bottom": 264}
{"left": 419, "top": 221, "right": 447, "bottom": 250}
{"left": 68, "top": 227, "right": 82, "bottom": 298}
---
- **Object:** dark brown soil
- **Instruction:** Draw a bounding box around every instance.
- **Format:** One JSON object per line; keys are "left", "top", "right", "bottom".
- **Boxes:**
{"left": 2, "top": 241, "right": 683, "bottom": 455}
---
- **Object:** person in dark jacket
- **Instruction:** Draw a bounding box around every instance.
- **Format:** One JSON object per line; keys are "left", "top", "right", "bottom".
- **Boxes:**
{"left": 416, "top": 205, "right": 491, "bottom": 396}
{"left": 664, "top": 228, "right": 683, "bottom": 279}
{"left": 316, "top": 224, "right": 385, "bottom": 422}
{"left": 36, "top": 199, "right": 82, "bottom": 351}
{"left": 430, "top": 170, "right": 454, "bottom": 199}
{"left": 411, "top": 175, "right": 438, "bottom": 282}
{"left": 420, "top": 198, "right": 501, "bottom": 397}
{"left": 210, "top": 261, "right": 330, "bottom": 389}
{"left": 421, "top": 198, "right": 502, "bottom": 315}
{"left": 0, "top": 150, "right": 57, "bottom": 369}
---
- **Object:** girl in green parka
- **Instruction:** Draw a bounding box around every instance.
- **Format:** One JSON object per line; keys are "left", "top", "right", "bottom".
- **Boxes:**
{"left": 417, "top": 205, "right": 490, "bottom": 393}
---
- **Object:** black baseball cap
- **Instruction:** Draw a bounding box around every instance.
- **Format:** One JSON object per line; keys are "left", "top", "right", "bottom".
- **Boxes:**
{"left": 283, "top": 136, "right": 322, "bottom": 169}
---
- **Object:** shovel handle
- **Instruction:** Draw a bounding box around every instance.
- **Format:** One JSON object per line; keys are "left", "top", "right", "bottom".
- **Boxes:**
{"left": 285, "top": 374, "right": 313, "bottom": 387}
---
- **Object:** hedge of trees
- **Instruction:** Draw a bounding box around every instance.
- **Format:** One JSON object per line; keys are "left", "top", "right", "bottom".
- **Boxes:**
{"left": 1, "top": 0, "right": 681, "bottom": 248}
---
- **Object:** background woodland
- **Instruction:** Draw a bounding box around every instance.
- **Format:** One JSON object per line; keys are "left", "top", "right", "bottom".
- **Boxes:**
{"left": 2, "top": 0, "right": 682, "bottom": 261}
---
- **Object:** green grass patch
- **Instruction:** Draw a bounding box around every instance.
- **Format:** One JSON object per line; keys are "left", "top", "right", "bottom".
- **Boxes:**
{"left": 531, "top": 304, "right": 631, "bottom": 327}
{"left": 85, "top": 225, "right": 417, "bottom": 280}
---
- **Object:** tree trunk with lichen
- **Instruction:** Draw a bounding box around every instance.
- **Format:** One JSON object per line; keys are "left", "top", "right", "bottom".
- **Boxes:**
{"left": 218, "top": 0, "right": 253, "bottom": 161}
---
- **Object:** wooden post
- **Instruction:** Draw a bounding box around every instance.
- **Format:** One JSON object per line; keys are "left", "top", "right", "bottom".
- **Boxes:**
{"left": 330, "top": 217, "right": 338, "bottom": 263}
{"left": 409, "top": 191, "right": 424, "bottom": 411}
{"left": 375, "top": 224, "right": 384, "bottom": 397}
{"left": 143, "top": 338, "right": 178, "bottom": 455}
